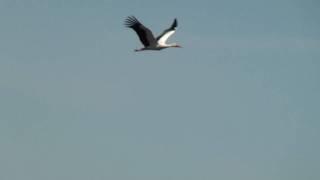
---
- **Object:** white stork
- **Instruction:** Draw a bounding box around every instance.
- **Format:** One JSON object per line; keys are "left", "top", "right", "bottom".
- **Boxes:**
{"left": 124, "top": 16, "right": 182, "bottom": 51}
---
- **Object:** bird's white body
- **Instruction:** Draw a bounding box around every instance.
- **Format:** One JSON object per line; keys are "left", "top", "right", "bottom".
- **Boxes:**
{"left": 124, "top": 16, "right": 181, "bottom": 52}
{"left": 136, "top": 43, "right": 179, "bottom": 51}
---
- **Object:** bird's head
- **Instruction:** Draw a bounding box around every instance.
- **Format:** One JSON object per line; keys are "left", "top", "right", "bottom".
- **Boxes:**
{"left": 171, "top": 43, "right": 182, "bottom": 48}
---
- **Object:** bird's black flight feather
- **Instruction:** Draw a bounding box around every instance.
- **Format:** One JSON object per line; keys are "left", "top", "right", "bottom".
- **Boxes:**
{"left": 124, "top": 16, "right": 156, "bottom": 47}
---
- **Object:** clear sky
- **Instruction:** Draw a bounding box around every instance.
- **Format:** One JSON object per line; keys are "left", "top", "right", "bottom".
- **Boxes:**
{"left": 0, "top": 0, "right": 319, "bottom": 180}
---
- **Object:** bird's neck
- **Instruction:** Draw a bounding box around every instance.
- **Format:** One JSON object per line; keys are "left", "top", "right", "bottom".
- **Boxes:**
{"left": 163, "top": 43, "right": 177, "bottom": 47}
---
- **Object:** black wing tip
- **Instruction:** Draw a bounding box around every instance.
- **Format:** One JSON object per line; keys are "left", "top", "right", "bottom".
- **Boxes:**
{"left": 124, "top": 15, "right": 140, "bottom": 28}
{"left": 170, "top": 18, "right": 178, "bottom": 30}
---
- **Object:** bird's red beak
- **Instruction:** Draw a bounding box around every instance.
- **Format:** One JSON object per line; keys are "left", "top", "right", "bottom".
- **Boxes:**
{"left": 175, "top": 45, "right": 182, "bottom": 48}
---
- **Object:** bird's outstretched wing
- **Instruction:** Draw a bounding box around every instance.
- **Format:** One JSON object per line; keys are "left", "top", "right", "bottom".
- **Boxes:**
{"left": 156, "top": 18, "right": 178, "bottom": 45}
{"left": 124, "top": 16, "right": 156, "bottom": 47}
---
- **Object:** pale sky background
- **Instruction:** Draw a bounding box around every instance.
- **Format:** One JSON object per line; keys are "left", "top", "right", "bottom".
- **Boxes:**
{"left": 0, "top": 0, "right": 319, "bottom": 180}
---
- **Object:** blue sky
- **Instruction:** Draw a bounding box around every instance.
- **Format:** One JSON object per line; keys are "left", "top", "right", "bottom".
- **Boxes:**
{"left": 0, "top": 0, "right": 319, "bottom": 180}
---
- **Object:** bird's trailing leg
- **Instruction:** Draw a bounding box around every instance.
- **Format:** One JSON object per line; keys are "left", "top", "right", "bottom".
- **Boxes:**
{"left": 134, "top": 48, "right": 144, "bottom": 52}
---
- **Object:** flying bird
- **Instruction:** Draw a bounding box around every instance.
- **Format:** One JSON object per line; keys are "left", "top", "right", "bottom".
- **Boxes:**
{"left": 124, "top": 16, "right": 182, "bottom": 51}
